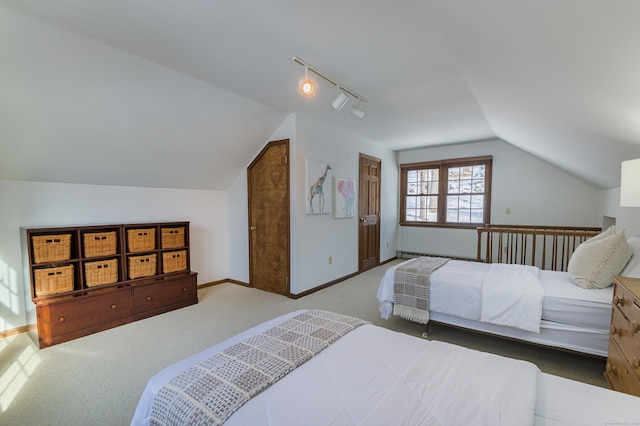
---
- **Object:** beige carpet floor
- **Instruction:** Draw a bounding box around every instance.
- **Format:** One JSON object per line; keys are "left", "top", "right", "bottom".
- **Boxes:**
{"left": 0, "top": 260, "right": 607, "bottom": 425}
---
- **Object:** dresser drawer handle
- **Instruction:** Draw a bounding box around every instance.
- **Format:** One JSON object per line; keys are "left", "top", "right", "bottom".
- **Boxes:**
{"left": 111, "top": 304, "right": 117, "bottom": 310}
{"left": 147, "top": 296, "right": 152, "bottom": 301}
{"left": 613, "top": 295, "right": 624, "bottom": 306}
{"left": 183, "top": 287, "right": 187, "bottom": 292}
{"left": 610, "top": 325, "right": 623, "bottom": 336}
{"left": 632, "top": 320, "right": 639, "bottom": 334}
{"left": 633, "top": 357, "right": 640, "bottom": 369}
{"left": 59, "top": 317, "right": 65, "bottom": 322}
{"left": 606, "top": 362, "right": 617, "bottom": 374}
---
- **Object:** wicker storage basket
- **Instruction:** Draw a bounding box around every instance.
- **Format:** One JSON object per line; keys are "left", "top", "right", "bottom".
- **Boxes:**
{"left": 161, "top": 227, "right": 185, "bottom": 249}
{"left": 128, "top": 254, "right": 157, "bottom": 279}
{"left": 83, "top": 231, "right": 117, "bottom": 258}
{"left": 32, "top": 234, "right": 72, "bottom": 264}
{"left": 84, "top": 258, "right": 119, "bottom": 287}
{"left": 162, "top": 250, "right": 187, "bottom": 273}
{"left": 127, "top": 228, "right": 155, "bottom": 253}
{"left": 34, "top": 265, "right": 74, "bottom": 296}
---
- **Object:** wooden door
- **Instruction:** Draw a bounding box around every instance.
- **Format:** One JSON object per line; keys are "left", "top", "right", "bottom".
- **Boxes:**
{"left": 248, "top": 140, "right": 290, "bottom": 295}
{"left": 358, "top": 153, "right": 381, "bottom": 272}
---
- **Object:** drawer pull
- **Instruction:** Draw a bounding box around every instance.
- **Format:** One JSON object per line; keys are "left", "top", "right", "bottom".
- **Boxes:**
{"left": 59, "top": 317, "right": 65, "bottom": 322}
{"left": 610, "top": 325, "right": 623, "bottom": 336}
{"left": 632, "top": 320, "right": 639, "bottom": 334}
{"left": 613, "top": 295, "right": 624, "bottom": 306}
{"left": 183, "top": 287, "right": 187, "bottom": 292}
{"left": 111, "top": 304, "right": 117, "bottom": 309}
{"left": 606, "top": 362, "right": 617, "bottom": 374}
{"left": 633, "top": 357, "right": 640, "bottom": 369}
{"left": 147, "top": 296, "right": 152, "bottom": 301}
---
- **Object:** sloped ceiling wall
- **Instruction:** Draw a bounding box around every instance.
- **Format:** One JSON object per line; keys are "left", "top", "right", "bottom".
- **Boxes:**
{"left": 1, "top": 0, "right": 639, "bottom": 190}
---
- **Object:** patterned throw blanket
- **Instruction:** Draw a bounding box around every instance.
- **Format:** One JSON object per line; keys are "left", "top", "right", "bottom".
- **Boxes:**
{"left": 149, "top": 310, "right": 368, "bottom": 425}
{"left": 393, "top": 256, "right": 449, "bottom": 324}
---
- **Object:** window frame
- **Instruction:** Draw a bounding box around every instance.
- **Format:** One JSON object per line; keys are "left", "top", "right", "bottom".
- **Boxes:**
{"left": 399, "top": 155, "right": 492, "bottom": 228}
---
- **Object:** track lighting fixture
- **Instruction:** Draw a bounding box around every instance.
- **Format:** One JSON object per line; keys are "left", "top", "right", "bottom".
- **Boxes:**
{"left": 293, "top": 56, "right": 367, "bottom": 119}
{"left": 331, "top": 87, "right": 349, "bottom": 111}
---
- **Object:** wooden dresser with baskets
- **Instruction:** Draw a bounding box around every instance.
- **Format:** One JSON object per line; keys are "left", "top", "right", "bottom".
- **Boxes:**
{"left": 604, "top": 276, "right": 640, "bottom": 396}
{"left": 21, "top": 221, "right": 198, "bottom": 348}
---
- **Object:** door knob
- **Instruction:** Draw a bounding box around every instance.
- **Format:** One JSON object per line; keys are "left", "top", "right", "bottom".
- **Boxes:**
{"left": 360, "top": 218, "right": 366, "bottom": 223}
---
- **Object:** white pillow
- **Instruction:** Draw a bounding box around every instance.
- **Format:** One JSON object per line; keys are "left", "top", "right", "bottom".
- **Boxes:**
{"left": 584, "top": 225, "right": 615, "bottom": 243}
{"left": 568, "top": 230, "right": 632, "bottom": 289}
{"left": 620, "top": 235, "right": 640, "bottom": 275}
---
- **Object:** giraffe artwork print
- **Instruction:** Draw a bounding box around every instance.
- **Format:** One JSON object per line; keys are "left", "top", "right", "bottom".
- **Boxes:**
{"left": 306, "top": 159, "right": 332, "bottom": 214}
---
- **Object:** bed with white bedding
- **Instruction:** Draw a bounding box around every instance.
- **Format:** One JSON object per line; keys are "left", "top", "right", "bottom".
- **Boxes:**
{"left": 131, "top": 310, "right": 640, "bottom": 425}
{"left": 377, "top": 258, "right": 614, "bottom": 356}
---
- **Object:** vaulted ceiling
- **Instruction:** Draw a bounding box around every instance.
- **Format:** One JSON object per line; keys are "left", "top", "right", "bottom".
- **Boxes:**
{"left": 1, "top": 0, "right": 639, "bottom": 190}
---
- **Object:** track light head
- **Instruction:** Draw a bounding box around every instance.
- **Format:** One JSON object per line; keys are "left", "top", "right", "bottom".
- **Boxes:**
{"left": 301, "top": 66, "right": 314, "bottom": 95}
{"left": 350, "top": 103, "right": 366, "bottom": 120}
{"left": 331, "top": 88, "right": 349, "bottom": 111}
{"left": 301, "top": 80, "right": 314, "bottom": 95}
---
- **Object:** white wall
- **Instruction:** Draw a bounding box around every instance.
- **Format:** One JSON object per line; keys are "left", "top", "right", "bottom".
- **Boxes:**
{"left": 0, "top": 180, "right": 227, "bottom": 332}
{"left": 398, "top": 139, "right": 602, "bottom": 259}
{"left": 225, "top": 113, "right": 398, "bottom": 294}
{"left": 293, "top": 115, "right": 397, "bottom": 294}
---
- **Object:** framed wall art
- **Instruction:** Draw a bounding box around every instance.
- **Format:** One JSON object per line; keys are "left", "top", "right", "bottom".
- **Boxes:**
{"left": 334, "top": 177, "right": 356, "bottom": 218}
{"left": 306, "top": 159, "right": 332, "bottom": 214}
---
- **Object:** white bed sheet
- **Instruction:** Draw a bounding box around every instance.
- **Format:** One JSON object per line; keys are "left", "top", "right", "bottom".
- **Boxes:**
{"left": 539, "top": 270, "right": 612, "bottom": 329}
{"left": 132, "top": 310, "right": 640, "bottom": 426}
{"left": 430, "top": 312, "right": 610, "bottom": 357}
{"left": 535, "top": 373, "right": 640, "bottom": 425}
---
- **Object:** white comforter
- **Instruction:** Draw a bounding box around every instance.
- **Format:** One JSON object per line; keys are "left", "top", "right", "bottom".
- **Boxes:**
{"left": 133, "top": 312, "right": 540, "bottom": 426}
{"left": 378, "top": 259, "right": 544, "bottom": 333}
{"left": 481, "top": 263, "right": 543, "bottom": 332}
{"left": 227, "top": 324, "right": 539, "bottom": 426}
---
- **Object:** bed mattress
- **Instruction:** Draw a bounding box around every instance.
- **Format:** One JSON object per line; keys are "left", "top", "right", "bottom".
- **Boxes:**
{"left": 539, "top": 270, "right": 612, "bottom": 329}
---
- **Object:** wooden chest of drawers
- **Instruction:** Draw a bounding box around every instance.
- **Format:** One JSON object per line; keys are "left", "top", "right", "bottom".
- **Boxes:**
{"left": 604, "top": 276, "right": 640, "bottom": 396}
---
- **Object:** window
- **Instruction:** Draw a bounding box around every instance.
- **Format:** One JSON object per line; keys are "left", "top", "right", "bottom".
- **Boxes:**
{"left": 400, "top": 156, "right": 492, "bottom": 228}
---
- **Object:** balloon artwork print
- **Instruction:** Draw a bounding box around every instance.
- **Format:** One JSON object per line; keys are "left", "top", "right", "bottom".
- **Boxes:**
{"left": 335, "top": 177, "right": 356, "bottom": 218}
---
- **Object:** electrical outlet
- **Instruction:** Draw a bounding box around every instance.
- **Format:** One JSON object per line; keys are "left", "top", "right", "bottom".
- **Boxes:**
{"left": 328, "top": 256, "right": 332, "bottom": 264}
{"left": 505, "top": 207, "right": 511, "bottom": 215}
